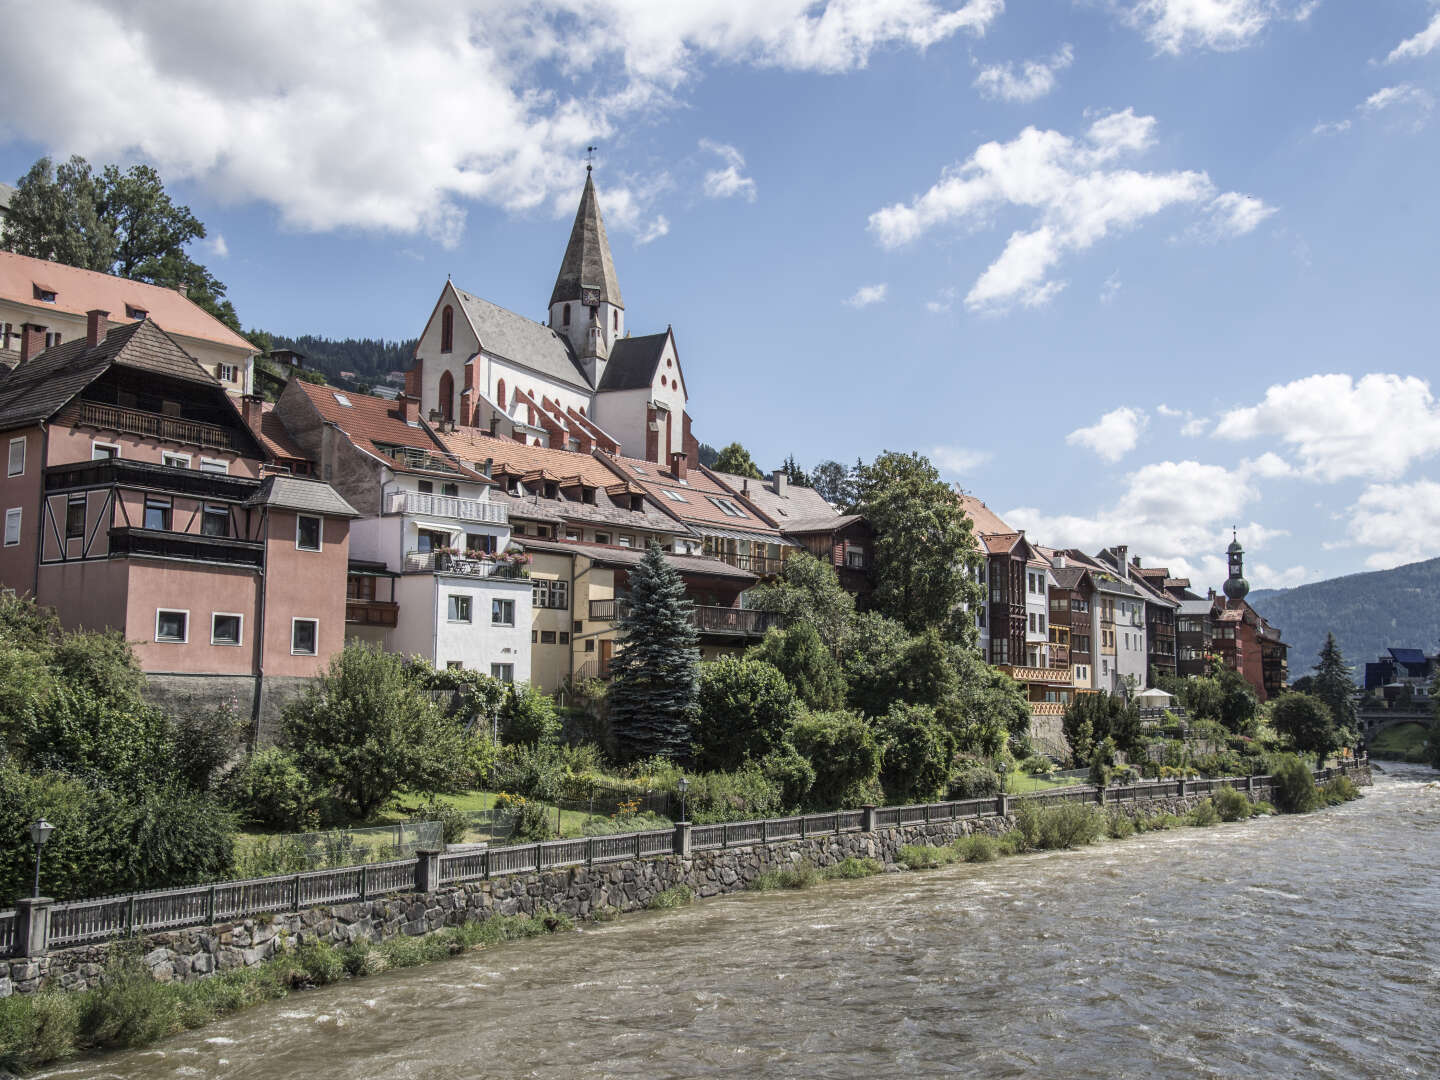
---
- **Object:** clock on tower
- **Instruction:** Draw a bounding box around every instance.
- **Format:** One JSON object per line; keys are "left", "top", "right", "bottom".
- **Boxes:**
{"left": 581, "top": 285, "right": 601, "bottom": 308}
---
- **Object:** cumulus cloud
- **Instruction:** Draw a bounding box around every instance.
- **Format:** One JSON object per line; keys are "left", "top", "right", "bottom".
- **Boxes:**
{"left": 932, "top": 445, "right": 993, "bottom": 475}
{"left": 1313, "top": 83, "right": 1433, "bottom": 138}
{"left": 1155, "top": 404, "right": 1183, "bottom": 418}
{"left": 867, "top": 109, "right": 1272, "bottom": 311}
{"left": 1344, "top": 479, "right": 1440, "bottom": 569}
{"left": 1180, "top": 417, "right": 1211, "bottom": 437}
{"left": 2, "top": 0, "right": 1001, "bottom": 244}
{"left": 203, "top": 233, "right": 229, "bottom": 259}
{"left": 699, "top": 140, "right": 757, "bottom": 202}
{"left": 1212, "top": 373, "right": 1440, "bottom": 482}
{"left": 1100, "top": 271, "right": 1123, "bottom": 303}
{"left": 1066, "top": 406, "right": 1149, "bottom": 463}
{"left": 1192, "top": 191, "right": 1278, "bottom": 241}
{"left": 1120, "top": 0, "right": 1315, "bottom": 55}
{"left": 845, "top": 283, "right": 888, "bottom": 308}
{"left": 1386, "top": 11, "right": 1440, "bottom": 63}
{"left": 973, "top": 43, "right": 1074, "bottom": 103}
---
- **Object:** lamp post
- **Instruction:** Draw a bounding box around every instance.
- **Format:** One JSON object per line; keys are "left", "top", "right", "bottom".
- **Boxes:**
{"left": 30, "top": 818, "right": 55, "bottom": 899}
{"left": 996, "top": 760, "right": 1008, "bottom": 795}
{"left": 678, "top": 776, "right": 689, "bottom": 823}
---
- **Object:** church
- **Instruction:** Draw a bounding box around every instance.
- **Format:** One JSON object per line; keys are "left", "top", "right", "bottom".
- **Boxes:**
{"left": 404, "top": 171, "right": 696, "bottom": 469}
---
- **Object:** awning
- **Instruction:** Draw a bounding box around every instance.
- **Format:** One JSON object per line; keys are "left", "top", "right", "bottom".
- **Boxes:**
{"left": 698, "top": 525, "right": 793, "bottom": 546}
{"left": 412, "top": 521, "right": 463, "bottom": 534}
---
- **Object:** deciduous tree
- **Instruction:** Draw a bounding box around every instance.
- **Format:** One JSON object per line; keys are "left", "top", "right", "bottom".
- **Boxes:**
{"left": 747, "top": 623, "right": 846, "bottom": 711}
{"left": 746, "top": 551, "right": 855, "bottom": 651}
{"left": 693, "top": 657, "right": 800, "bottom": 771}
{"left": 1269, "top": 691, "right": 1341, "bottom": 763}
{"left": 712, "top": 441, "right": 763, "bottom": 479}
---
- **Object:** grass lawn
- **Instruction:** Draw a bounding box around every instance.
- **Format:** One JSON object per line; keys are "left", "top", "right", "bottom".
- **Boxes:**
{"left": 1006, "top": 773, "right": 1084, "bottom": 794}
{"left": 1370, "top": 722, "right": 1430, "bottom": 756}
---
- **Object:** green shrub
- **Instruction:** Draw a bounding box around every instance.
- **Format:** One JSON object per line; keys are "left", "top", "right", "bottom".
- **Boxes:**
{"left": 1038, "top": 802, "right": 1105, "bottom": 850}
{"left": 823, "top": 856, "right": 883, "bottom": 879}
{"left": 956, "top": 834, "right": 998, "bottom": 862}
{"left": 418, "top": 798, "right": 471, "bottom": 845}
{"left": 506, "top": 799, "right": 556, "bottom": 842}
{"left": 899, "top": 843, "right": 959, "bottom": 869}
{"left": 1212, "top": 785, "right": 1252, "bottom": 822}
{"left": 1320, "top": 776, "right": 1362, "bottom": 806}
{"left": 0, "top": 991, "right": 80, "bottom": 1073}
{"left": 499, "top": 684, "right": 562, "bottom": 745}
{"left": 340, "top": 941, "right": 386, "bottom": 977}
{"left": 646, "top": 885, "right": 694, "bottom": 909}
{"left": 751, "top": 863, "right": 823, "bottom": 890}
{"left": 950, "top": 766, "right": 1001, "bottom": 799}
{"left": 876, "top": 703, "right": 956, "bottom": 804}
{"left": 1252, "top": 800, "right": 1276, "bottom": 816}
{"left": 694, "top": 657, "right": 802, "bottom": 772}
{"left": 234, "top": 834, "right": 311, "bottom": 878}
{"left": 77, "top": 949, "right": 182, "bottom": 1050}
{"left": 644, "top": 762, "right": 783, "bottom": 824}
{"left": 1271, "top": 754, "right": 1319, "bottom": 814}
{"left": 224, "top": 747, "right": 315, "bottom": 830}
{"left": 1187, "top": 799, "right": 1220, "bottom": 827}
{"left": 296, "top": 942, "right": 346, "bottom": 986}
{"left": 790, "top": 710, "right": 883, "bottom": 810}
{"left": 1106, "top": 812, "right": 1135, "bottom": 839}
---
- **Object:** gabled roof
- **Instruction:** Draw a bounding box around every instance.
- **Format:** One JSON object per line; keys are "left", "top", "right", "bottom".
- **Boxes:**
{"left": 1178, "top": 598, "right": 1216, "bottom": 617}
{"left": 597, "top": 331, "right": 670, "bottom": 392}
{"left": 957, "top": 492, "right": 1014, "bottom": 536}
{"left": 549, "top": 173, "right": 623, "bottom": 309}
{"left": 436, "top": 426, "right": 617, "bottom": 489}
{"left": 452, "top": 287, "right": 591, "bottom": 390}
{"left": 1049, "top": 565, "right": 1092, "bottom": 591}
{"left": 519, "top": 537, "right": 755, "bottom": 582}
{"left": 244, "top": 474, "right": 358, "bottom": 517}
{"left": 0, "top": 319, "right": 229, "bottom": 431}
{"left": 596, "top": 453, "right": 784, "bottom": 537}
{"left": 0, "top": 250, "right": 255, "bottom": 352}
{"left": 784, "top": 513, "right": 862, "bottom": 534}
{"left": 290, "top": 381, "right": 485, "bottom": 482}
{"left": 710, "top": 468, "right": 838, "bottom": 525}
{"left": 257, "top": 402, "right": 310, "bottom": 464}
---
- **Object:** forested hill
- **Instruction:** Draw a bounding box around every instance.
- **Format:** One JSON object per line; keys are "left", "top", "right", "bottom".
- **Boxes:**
{"left": 1249, "top": 556, "right": 1440, "bottom": 682}
{"left": 251, "top": 332, "right": 417, "bottom": 386}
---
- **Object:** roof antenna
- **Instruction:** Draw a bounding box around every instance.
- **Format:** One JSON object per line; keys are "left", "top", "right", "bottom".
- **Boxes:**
{"left": 586, "top": 145, "right": 597, "bottom": 174}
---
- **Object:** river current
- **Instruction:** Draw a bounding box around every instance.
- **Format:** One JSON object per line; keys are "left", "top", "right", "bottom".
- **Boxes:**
{"left": 44, "top": 765, "right": 1440, "bottom": 1079}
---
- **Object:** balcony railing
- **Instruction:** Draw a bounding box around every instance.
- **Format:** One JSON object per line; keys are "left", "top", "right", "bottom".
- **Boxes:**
{"left": 590, "top": 598, "right": 629, "bottom": 622}
{"left": 109, "top": 527, "right": 264, "bottom": 567}
{"left": 587, "top": 599, "right": 778, "bottom": 638}
{"left": 998, "top": 665, "right": 1073, "bottom": 685}
{"left": 61, "top": 401, "right": 249, "bottom": 453}
{"left": 346, "top": 599, "right": 399, "bottom": 627}
{"left": 704, "top": 550, "right": 783, "bottom": 575}
{"left": 45, "top": 458, "right": 260, "bottom": 502}
{"left": 387, "top": 490, "right": 507, "bottom": 525}
{"left": 403, "top": 551, "right": 527, "bottom": 578}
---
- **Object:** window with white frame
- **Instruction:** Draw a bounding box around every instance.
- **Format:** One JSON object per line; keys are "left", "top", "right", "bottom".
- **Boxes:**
{"left": 199, "top": 458, "right": 229, "bottom": 475}
{"left": 706, "top": 496, "right": 745, "bottom": 518}
{"left": 296, "top": 515, "right": 322, "bottom": 551}
{"left": 532, "top": 579, "right": 569, "bottom": 610}
{"left": 291, "top": 618, "right": 318, "bottom": 655}
{"left": 491, "top": 599, "right": 515, "bottom": 626}
{"left": 4, "top": 507, "right": 21, "bottom": 546}
{"left": 91, "top": 442, "right": 119, "bottom": 460}
{"left": 7, "top": 437, "right": 24, "bottom": 477}
{"left": 162, "top": 452, "right": 191, "bottom": 469}
{"left": 618, "top": 534, "right": 633, "bottom": 547}
{"left": 218, "top": 364, "right": 238, "bottom": 383}
{"left": 155, "top": 609, "right": 189, "bottom": 643}
{"left": 662, "top": 489, "right": 687, "bottom": 503}
{"left": 143, "top": 496, "right": 172, "bottom": 531}
{"left": 447, "top": 595, "right": 473, "bottom": 622}
{"left": 490, "top": 663, "right": 514, "bottom": 683}
{"left": 211, "top": 613, "right": 243, "bottom": 645}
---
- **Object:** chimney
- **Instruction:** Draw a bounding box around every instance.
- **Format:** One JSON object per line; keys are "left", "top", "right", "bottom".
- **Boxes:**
{"left": 1115, "top": 545, "right": 1128, "bottom": 579}
{"left": 86, "top": 309, "right": 110, "bottom": 348}
{"left": 1132, "top": 554, "right": 1142, "bottom": 568}
{"left": 400, "top": 395, "right": 419, "bottom": 423}
{"left": 240, "top": 394, "right": 265, "bottom": 435}
{"left": 19, "top": 323, "right": 47, "bottom": 364}
{"left": 670, "top": 451, "right": 688, "bottom": 480}
{"left": 1055, "top": 553, "right": 1066, "bottom": 568}
{"left": 176, "top": 283, "right": 188, "bottom": 298}
{"left": 772, "top": 468, "right": 788, "bottom": 496}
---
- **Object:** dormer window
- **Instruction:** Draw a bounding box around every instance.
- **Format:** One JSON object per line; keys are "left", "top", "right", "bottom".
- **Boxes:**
{"left": 125, "top": 304, "right": 147, "bottom": 320}
{"left": 630, "top": 496, "right": 644, "bottom": 512}
{"left": 33, "top": 285, "right": 56, "bottom": 303}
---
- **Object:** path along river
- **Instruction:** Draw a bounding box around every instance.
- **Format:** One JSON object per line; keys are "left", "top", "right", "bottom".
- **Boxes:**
{"left": 45, "top": 765, "right": 1440, "bottom": 1079}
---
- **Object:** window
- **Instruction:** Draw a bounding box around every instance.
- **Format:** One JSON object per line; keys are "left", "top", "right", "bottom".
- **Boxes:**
{"left": 144, "top": 497, "right": 172, "bottom": 531}
{"left": 441, "top": 483, "right": 458, "bottom": 497}
{"left": 34, "top": 286, "right": 57, "bottom": 303}
{"left": 531, "top": 630, "right": 538, "bottom": 643}
{"left": 706, "top": 496, "right": 745, "bottom": 518}
{"left": 7, "top": 437, "right": 24, "bottom": 477}
{"left": 4, "top": 507, "right": 21, "bottom": 546}
{"left": 296, "top": 515, "right": 322, "bottom": 551}
{"left": 846, "top": 548, "right": 866, "bottom": 569}
{"left": 613, "top": 309, "right": 618, "bottom": 331}
{"left": 418, "top": 480, "right": 434, "bottom": 494}
{"left": 564, "top": 528, "right": 579, "bottom": 542}
{"left": 199, "top": 458, "right": 229, "bottom": 475}
{"left": 662, "top": 489, "right": 687, "bottom": 503}
{"left": 447, "top": 595, "right": 473, "bottom": 622}
{"left": 291, "top": 618, "right": 318, "bottom": 655}
{"left": 466, "top": 532, "right": 496, "bottom": 555}
{"left": 155, "top": 609, "right": 189, "bottom": 643}
{"left": 441, "top": 305, "right": 454, "bottom": 353}
{"left": 533, "top": 579, "right": 569, "bottom": 610}
{"left": 618, "top": 535, "right": 633, "bottom": 547}
{"left": 211, "top": 613, "right": 243, "bottom": 646}
{"left": 65, "top": 496, "right": 86, "bottom": 540}
{"left": 91, "top": 442, "right": 119, "bottom": 460}
{"left": 540, "top": 630, "right": 557, "bottom": 644}
{"left": 125, "top": 304, "right": 147, "bottom": 320}
{"left": 594, "top": 532, "right": 610, "bottom": 545}
{"left": 491, "top": 599, "right": 515, "bottom": 626}
{"left": 491, "top": 663, "right": 514, "bottom": 683}
{"left": 584, "top": 639, "right": 595, "bottom": 653}
{"left": 1029, "top": 613, "right": 1036, "bottom": 633}
{"left": 162, "top": 452, "right": 191, "bottom": 469}
{"left": 562, "top": 303, "right": 571, "bottom": 327}
{"left": 559, "top": 632, "right": 570, "bottom": 645}
{"left": 218, "top": 364, "right": 238, "bottom": 383}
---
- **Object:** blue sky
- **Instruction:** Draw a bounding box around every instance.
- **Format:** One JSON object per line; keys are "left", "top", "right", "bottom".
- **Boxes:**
{"left": 4, "top": 1, "right": 1440, "bottom": 590}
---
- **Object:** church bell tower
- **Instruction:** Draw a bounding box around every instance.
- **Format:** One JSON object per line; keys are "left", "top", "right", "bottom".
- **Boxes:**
{"left": 1223, "top": 529, "right": 1250, "bottom": 602}
{"left": 548, "top": 166, "right": 624, "bottom": 387}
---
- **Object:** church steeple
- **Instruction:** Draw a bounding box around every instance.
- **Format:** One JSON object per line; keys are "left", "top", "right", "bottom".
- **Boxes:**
{"left": 1223, "top": 528, "right": 1250, "bottom": 602}
{"left": 548, "top": 172, "right": 624, "bottom": 384}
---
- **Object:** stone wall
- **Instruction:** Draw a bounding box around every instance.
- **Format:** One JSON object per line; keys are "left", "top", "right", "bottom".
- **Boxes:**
{"left": 142, "top": 672, "right": 316, "bottom": 745}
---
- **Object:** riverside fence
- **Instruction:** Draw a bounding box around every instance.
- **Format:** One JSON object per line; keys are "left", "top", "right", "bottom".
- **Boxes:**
{"left": 0, "top": 761, "right": 1365, "bottom": 959}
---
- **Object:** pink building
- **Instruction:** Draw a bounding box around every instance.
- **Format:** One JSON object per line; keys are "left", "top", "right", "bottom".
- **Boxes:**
{"left": 0, "top": 314, "right": 356, "bottom": 736}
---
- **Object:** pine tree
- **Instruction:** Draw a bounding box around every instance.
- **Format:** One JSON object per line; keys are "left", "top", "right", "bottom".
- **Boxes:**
{"left": 1312, "top": 633, "right": 1358, "bottom": 736}
{"left": 607, "top": 542, "right": 700, "bottom": 760}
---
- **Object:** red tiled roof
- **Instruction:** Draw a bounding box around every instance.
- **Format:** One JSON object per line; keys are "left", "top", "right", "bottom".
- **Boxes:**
{"left": 258, "top": 402, "right": 309, "bottom": 463}
{"left": 436, "top": 426, "right": 622, "bottom": 489}
{"left": 957, "top": 492, "right": 1015, "bottom": 536}
{"left": 599, "top": 454, "right": 783, "bottom": 536}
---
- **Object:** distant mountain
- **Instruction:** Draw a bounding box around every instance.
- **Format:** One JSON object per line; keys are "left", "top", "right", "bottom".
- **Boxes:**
{"left": 1249, "top": 557, "right": 1440, "bottom": 683}
{"left": 250, "top": 331, "right": 417, "bottom": 387}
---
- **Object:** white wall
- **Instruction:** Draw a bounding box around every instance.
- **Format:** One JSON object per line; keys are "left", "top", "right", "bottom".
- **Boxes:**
{"left": 1115, "top": 597, "right": 1147, "bottom": 691}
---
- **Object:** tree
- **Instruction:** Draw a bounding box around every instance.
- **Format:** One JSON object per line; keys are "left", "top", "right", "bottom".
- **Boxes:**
{"left": 841, "top": 611, "right": 913, "bottom": 717}
{"left": 1062, "top": 691, "right": 1141, "bottom": 765}
{"left": 499, "top": 684, "right": 561, "bottom": 745}
{"left": 852, "top": 450, "right": 982, "bottom": 640}
{"left": 746, "top": 551, "right": 855, "bottom": 650}
{"left": 696, "top": 442, "right": 720, "bottom": 468}
{"left": 1214, "top": 665, "right": 1259, "bottom": 734}
{"left": 779, "top": 454, "right": 810, "bottom": 488}
{"left": 810, "top": 460, "right": 853, "bottom": 508}
{"left": 4, "top": 155, "right": 240, "bottom": 330}
{"left": 876, "top": 703, "right": 956, "bottom": 803}
{"left": 283, "top": 644, "right": 471, "bottom": 819}
{"left": 693, "top": 657, "right": 801, "bottom": 771}
{"left": 712, "top": 442, "right": 763, "bottom": 479}
{"left": 1312, "top": 633, "right": 1358, "bottom": 737}
{"left": 790, "top": 710, "right": 882, "bottom": 809}
{"left": 747, "top": 624, "right": 846, "bottom": 710}
{"left": 1269, "top": 691, "right": 1342, "bottom": 763}
{"left": 607, "top": 542, "right": 700, "bottom": 760}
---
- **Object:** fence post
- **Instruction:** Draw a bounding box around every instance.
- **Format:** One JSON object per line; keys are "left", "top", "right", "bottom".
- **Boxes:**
{"left": 587, "top": 837, "right": 596, "bottom": 866}
{"left": 995, "top": 792, "right": 1009, "bottom": 817}
{"left": 414, "top": 849, "right": 441, "bottom": 894}
{"left": 14, "top": 897, "right": 53, "bottom": 958}
{"left": 292, "top": 874, "right": 303, "bottom": 911}
{"left": 126, "top": 895, "right": 137, "bottom": 933}
{"left": 761, "top": 820, "right": 769, "bottom": 844}
{"left": 862, "top": 805, "right": 878, "bottom": 832}
{"left": 359, "top": 864, "right": 368, "bottom": 901}
{"left": 800, "top": 816, "right": 808, "bottom": 840}
{"left": 673, "top": 821, "right": 692, "bottom": 857}
{"left": 207, "top": 885, "right": 217, "bottom": 925}
{"left": 1246, "top": 775, "right": 1255, "bottom": 794}
{"left": 1177, "top": 777, "right": 1187, "bottom": 798}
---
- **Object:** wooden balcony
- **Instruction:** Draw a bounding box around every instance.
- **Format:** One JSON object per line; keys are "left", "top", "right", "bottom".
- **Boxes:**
{"left": 346, "top": 599, "right": 399, "bottom": 628}
{"left": 109, "top": 527, "right": 264, "bottom": 567}
{"left": 588, "top": 598, "right": 779, "bottom": 638}
{"left": 45, "top": 458, "right": 260, "bottom": 502}
{"left": 704, "top": 549, "right": 784, "bottom": 575}
{"left": 998, "top": 665, "right": 1073, "bottom": 685}
{"left": 589, "top": 598, "right": 629, "bottom": 621}
{"left": 61, "top": 401, "right": 248, "bottom": 453}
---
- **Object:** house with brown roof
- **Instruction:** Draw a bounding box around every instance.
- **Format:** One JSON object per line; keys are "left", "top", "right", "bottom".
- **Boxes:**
{"left": 0, "top": 250, "right": 257, "bottom": 396}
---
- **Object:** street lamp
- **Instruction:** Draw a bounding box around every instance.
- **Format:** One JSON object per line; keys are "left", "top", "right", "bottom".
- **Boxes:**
{"left": 996, "top": 760, "right": 1008, "bottom": 794}
{"left": 30, "top": 818, "right": 55, "bottom": 898}
{"left": 677, "top": 776, "right": 689, "bottom": 823}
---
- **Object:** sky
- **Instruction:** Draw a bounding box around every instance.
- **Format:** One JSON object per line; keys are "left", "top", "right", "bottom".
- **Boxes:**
{"left": 3, "top": 0, "right": 1439, "bottom": 592}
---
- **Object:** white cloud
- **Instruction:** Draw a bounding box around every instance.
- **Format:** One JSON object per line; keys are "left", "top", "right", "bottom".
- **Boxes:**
{"left": 1193, "top": 191, "right": 1278, "bottom": 241}
{"left": 868, "top": 109, "right": 1271, "bottom": 311}
{"left": 1100, "top": 271, "right": 1123, "bottom": 303}
{"left": 1243, "top": 451, "right": 1293, "bottom": 478}
{"left": 845, "top": 283, "right": 888, "bottom": 308}
{"left": 1386, "top": 12, "right": 1440, "bottom": 63}
{"left": 1360, "top": 83, "right": 1435, "bottom": 129}
{"left": 203, "top": 233, "right": 228, "bottom": 258}
{"left": 931, "top": 445, "right": 993, "bottom": 475}
{"left": 1213, "top": 373, "right": 1440, "bottom": 482}
{"left": 1155, "top": 403, "right": 1182, "bottom": 417}
{"left": 1120, "top": 0, "right": 1315, "bottom": 55}
{"left": 1180, "top": 417, "right": 1211, "bottom": 437}
{"left": 1066, "top": 406, "right": 1149, "bottom": 463}
{"left": 699, "top": 140, "right": 757, "bottom": 202}
{"left": 925, "top": 287, "right": 958, "bottom": 313}
{"left": 1312, "top": 118, "right": 1351, "bottom": 136}
{"left": 2, "top": 0, "right": 1001, "bottom": 243}
{"left": 1249, "top": 562, "right": 1317, "bottom": 588}
{"left": 635, "top": 215, "right": 671, "bottom": 245}
{"left": 1344, "top": 479, "right": 1440, "bottom": 569}
{"left": 973, "top": 43, "right": 1074, "bottom": 103}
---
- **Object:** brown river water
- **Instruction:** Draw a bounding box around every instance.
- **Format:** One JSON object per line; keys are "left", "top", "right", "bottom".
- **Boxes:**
{"left": 41, "top": 765, "right": 1440, "bottom": 1079}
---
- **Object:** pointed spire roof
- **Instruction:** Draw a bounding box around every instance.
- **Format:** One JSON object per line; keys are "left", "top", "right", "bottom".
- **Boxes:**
{"left": 549, "top": 173, "right": 623, "bottom": 309}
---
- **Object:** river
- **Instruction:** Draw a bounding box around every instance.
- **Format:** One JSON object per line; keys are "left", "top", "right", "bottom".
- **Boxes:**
{"left": 44, "top": 765, "right": 1440, "bottom": 1079}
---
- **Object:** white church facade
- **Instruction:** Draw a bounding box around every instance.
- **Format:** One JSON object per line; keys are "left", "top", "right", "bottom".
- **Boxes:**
{"left": 406, "top": 172, "right": 694, "bottom": 469}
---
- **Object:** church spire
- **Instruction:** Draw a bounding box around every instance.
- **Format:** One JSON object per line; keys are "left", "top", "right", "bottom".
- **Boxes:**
{"left": 1223, "top": 528, "right": 1250, "bottom": 602}
{"left": 549, "top": 172, "right": 623, "bottom": 311}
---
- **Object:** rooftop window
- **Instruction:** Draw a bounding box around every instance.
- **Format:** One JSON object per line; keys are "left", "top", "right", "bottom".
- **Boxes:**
{"left": 33, "top": 285, "right": 56, "bottom": 303}
{"left": 333, "top": 392, "right": 352, "bottom": 407}
{"left": 707, "top": 496, "right": 746, "bottom": 518}
{"left": 125, "top": 304, "right": 147, "bottom": 320}
{"left": 663, "top": 489, "right": 687, "bottom": 503}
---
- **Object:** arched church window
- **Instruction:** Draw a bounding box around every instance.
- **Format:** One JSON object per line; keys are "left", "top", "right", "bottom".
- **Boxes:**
{"left": 497, "top": 378, "right": 506, "bottom": 409}
{"left": 441, "top": 306, "right": 454, "bottom": 353}
{"left": 563, "top": 304, "right": 571, "bottom": 327}
{"left": 438, "top": 370, "right": 455, "bottom": 422}
{"left": 613, "top": 309, "right": 618, "bottom": 331}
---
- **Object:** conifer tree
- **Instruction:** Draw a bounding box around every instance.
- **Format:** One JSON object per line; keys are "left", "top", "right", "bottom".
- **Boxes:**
{"left": 608, "top": 542, "right": 700, "bottom": 760}
{"left": 1311, "top": 633, "right": 1357, "bottom": 736}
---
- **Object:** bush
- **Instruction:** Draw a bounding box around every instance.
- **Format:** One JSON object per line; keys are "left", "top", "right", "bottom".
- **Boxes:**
{"left": 296, "top": 942, "right": 346, "bottom": 986}
{"left": 956, "top": 834, "right": 998, "bottom": 862}
{"left": 647, "top": 885, "right": 695, "bottom": 909}
{"left": 647, "top": 762, "right": 783, "bottom": 824}
{"left": 949, "top": 766, "right": 1000, "bottom": 799}
{"left": 876, "top": 703, "right": 956, "bottom": 804}
{"left": 1271, "top": 754, "right": 1319, "bottom": 814}
{"left": 0, "top": 991, "right": 80, "bottom": 1073}
{"left": 1187, "top": 799, "right": 1219, "bottom": 827}
{"left": 1012, "top": 800, "right": 1104, "bottom": 851}
{"left": 77, "top": 948, "right": 182, "bottom": 1050}
{"left": 1320, "top": 776, "right": 1362, "bottom": 806}
{"left": 751, "top": 863, "right": 823, "bottom": 890}
{"left": 899, "top": 843, "right": 959, "bottom": 869}
{"left": 824, "top": 856, "right": 883, "bottom": 879}
{"left": 789, "top": 709, "right": 882, "bottom": 810}
{"left": 500, "top": 797, "right": 556, "bottom": 841}
{"left": 694, "top": 657, "right": 801, "bottom": 772}
{"left": 499, "top": 685, "right": 562, "bottom": 745}
{"left": 418, "top": 798, "right": 471, "bottom": 845}
{"left": 747, "top": 623, "right": 847, "bottom": 710}
{"left": 1106, "top": 812, "right": 1135, "bottom": 839}
{"left": 224, "top": 746, "right": 316, "bottom": 830}
{"left": 1212, "top": 785, "right": 1253, "bottom": 822}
